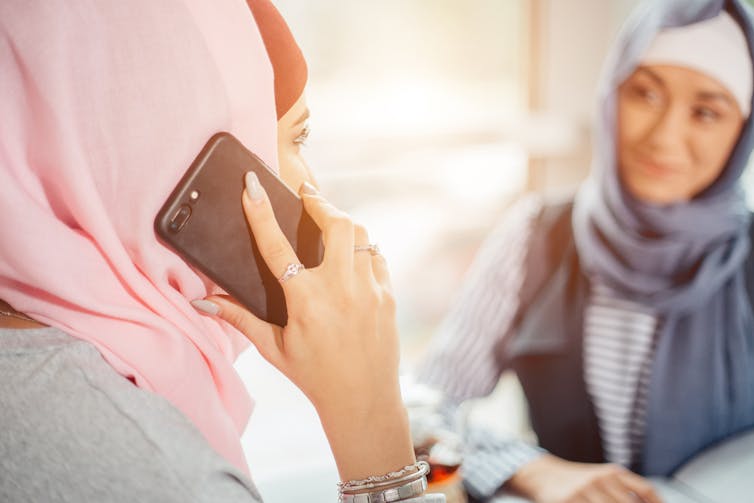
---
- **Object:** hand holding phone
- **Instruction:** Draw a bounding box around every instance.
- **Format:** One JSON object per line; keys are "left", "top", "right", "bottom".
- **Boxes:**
{"left": 195, "top": 176, "right": 415, "bottom": 484}
{"left": 155, "top": 132, "right": 323, "bottom": 326}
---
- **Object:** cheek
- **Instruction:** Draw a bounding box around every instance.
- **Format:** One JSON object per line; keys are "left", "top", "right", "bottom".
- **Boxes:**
{"left": 616, "top": 104, "right": 645, "bottom": 179}
{"left": 276, "top": 145, "right": 313, "bottom": 193}
{"left": 277, "top": 150, "right": 301, "bottom": 191}
{"left": 688, "top": 130, "right": 739, "bottom": 191}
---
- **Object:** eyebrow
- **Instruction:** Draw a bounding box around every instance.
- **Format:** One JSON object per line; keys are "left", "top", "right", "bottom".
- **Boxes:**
{"left": 697, "top": 91, "right": 736, "bottom": 108}
{"left": 293, "top": 108, "right": 310, "bottom": 127}
{"left": 635, "top": 67, "right": 736, "bottom": 108}
{"left": 635, "top": 67, "right": 665, "bottom": 88}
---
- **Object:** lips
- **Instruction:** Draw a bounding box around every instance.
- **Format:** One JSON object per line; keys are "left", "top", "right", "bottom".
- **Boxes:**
{"left": 632, "top": 153, "right": 685, "bottom": 178}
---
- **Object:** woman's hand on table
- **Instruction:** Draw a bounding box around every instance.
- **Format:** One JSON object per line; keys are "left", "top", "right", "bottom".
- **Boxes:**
{"left": 507, "top": 454, "right": 663, "bottom": 503}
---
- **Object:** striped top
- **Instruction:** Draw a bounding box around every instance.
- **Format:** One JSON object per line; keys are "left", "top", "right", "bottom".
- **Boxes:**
{"left": 584, "top": 279, "right": 657, "bottom": 467}
{"left": 416, "top": 196, "right": 660, "bottom": 499}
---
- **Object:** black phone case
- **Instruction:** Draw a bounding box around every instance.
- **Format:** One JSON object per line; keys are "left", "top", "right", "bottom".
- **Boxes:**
{"left": 155, "top": 132, "right": 323, "bottom": 326}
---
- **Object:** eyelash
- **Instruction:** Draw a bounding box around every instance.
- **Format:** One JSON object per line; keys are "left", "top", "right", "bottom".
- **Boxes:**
{"left": 630, "top": 84, "right": 661, "bottom": 104}
{"left": 693, "top": 107, "right": 720, "bottom": 122}
{"left": 293, "top": 124, "right": 310, "bottom": 146}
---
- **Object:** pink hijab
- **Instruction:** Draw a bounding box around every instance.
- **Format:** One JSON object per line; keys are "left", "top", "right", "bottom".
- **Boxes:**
{"left": 0, "top": 0, "right": 278, "bottom": 474}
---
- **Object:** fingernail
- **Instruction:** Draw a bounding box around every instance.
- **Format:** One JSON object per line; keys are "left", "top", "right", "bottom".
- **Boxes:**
{"left": 191, "top": 299, "right": 220, "bottom": 316}
{"left": 300, "top": 181, "right": 318, "bottom": 196}
{"left": 245, "top": 171, "right": 264, "bottom": 201}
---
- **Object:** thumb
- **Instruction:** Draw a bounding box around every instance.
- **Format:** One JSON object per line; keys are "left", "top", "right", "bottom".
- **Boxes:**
{"left": 192, "top": 296, "right": 284, "bottom": 367}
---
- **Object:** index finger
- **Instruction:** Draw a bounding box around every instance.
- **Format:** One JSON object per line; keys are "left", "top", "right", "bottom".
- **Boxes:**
{"left": 242, "top": 171, "right": 302, "bottom": 284}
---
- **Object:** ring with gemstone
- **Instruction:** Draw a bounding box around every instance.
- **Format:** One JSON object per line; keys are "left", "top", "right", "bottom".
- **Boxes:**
{"left": 278, "top": 263, "right": 305, "bottom": 283}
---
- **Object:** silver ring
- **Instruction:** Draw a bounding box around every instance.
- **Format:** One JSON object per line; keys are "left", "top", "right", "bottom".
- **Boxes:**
{"left": 278, "top": 263, "right": 305, "bottom": 283}
{"left": 354, "top": 243, "right": 380, "bottom": 256}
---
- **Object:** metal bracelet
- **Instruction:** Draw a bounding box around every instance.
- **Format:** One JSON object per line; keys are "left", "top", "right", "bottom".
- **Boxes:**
{"left": 339, "top": 461, "right": 430, "bottom": 493}
{"left": 338, "top": 462, "right": 422, "bottom": 491}
{"left": 339, "top": 476, "right": 427, "bottom": 503}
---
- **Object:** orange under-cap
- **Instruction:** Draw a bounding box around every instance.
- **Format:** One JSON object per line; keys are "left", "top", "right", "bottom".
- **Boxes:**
{"left": 247, "top": 0, "right": 308, "bottom": 119}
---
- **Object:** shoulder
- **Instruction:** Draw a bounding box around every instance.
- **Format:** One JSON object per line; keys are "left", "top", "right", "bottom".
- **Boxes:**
{"left": 526, "top": 193, "right": 575, "bottom": 258}
{"left": 457, "top": 192, "right": 577, "bottom": 291}
{"left": 489, "top": 193, "right": 544, "bottom": 239}
{"left": 487, "top": 191, "right": 575, "bottom": 242}
{"left": 0, "top": 327, "right": 261, "bottom": 503}
{"left": 470, "top": 194, "right": 544, "bottom": 267}
{"left": 479, "top": 192, "right": 574, "bottom": 265}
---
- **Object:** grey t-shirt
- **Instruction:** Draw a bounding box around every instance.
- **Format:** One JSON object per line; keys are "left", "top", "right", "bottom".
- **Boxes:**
{"left": 0, "top": 326, "right": 263, "bottom": 503}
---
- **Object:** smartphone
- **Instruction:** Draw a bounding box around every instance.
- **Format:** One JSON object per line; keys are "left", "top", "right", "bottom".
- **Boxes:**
{"left": 155, "top": 132, "right": 323, "bottom": 326}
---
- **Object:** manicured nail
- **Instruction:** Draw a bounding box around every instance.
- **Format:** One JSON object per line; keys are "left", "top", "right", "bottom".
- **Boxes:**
{"left": 191, "top": 299, "right": 220, "bottom": 316}
{"left": 245, "top": 171, "right": 264, "bottom": 201}
{"left": 300, "top": 181, "right": 318, "bottom": 196}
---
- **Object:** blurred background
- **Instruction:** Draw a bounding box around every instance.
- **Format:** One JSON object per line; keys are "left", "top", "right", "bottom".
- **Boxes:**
{"left": 230, "top": 1, "right": 710, "bottom": 501}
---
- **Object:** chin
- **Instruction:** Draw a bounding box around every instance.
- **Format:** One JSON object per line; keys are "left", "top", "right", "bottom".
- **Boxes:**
{"left": 624, "top": 180, "right": 688, "bottom": 206}
{"left": 619, "top": 167, "right": 689, "bottom": 205}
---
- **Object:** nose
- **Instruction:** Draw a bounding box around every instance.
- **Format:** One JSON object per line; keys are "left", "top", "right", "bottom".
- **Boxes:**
{"left": 645, "top": 104, "right": 688, "bottom": 155}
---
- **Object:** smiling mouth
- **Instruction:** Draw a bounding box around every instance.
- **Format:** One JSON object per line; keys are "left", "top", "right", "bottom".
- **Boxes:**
{"left": 633, "top": 155, "right": 685, "bottom": 178}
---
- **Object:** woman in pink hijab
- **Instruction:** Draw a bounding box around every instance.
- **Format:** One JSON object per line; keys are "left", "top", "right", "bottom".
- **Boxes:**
{"left": 0, "top": 1, "right": 436, "bottom": 502}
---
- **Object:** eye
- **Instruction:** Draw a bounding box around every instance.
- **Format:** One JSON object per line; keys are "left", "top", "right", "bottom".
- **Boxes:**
{"left": 293, "top": 124, "right": 310, "bottom": 146}
{"left": 692, "top": 106, "right": 721, "bottom": 123}
{"left": 629, "top": 83, "right": 661, "bottom": 105}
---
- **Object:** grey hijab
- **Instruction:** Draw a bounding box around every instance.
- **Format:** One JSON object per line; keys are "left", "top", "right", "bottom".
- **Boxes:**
{"left": 572, "top": 0, "right": 754, "bottom": 474}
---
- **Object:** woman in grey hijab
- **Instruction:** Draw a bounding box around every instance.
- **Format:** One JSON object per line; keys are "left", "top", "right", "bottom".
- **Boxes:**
{"left": 418, "top": 1, "right": 754, "bottom": 501}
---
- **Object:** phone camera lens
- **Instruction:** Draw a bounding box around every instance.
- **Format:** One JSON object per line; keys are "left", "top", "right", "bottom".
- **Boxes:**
{"left": 168, "top": 204, "right": 192, "bottom": 233}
